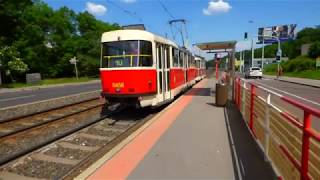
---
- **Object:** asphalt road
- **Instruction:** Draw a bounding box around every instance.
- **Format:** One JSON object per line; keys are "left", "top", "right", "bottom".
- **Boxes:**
{"left": 245, "top": 77, "right": 320, "bottom": 131}
{"left": 0, "top": 82, "right": 101, "bottom": 109}
{"left": 253, "top": 78, "right": 320, "bottom": 106}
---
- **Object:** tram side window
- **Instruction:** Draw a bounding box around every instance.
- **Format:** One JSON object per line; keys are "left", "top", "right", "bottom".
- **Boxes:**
{"left": 179, "top": 51, "right": 184, "bottom": 68}
{"left": 166, "top": 46, "right": 170, "bottom": 68}
{"left": 187, "top": 54, "right": 191, "bottom": 68}
{"left": 172, "top": 48, "right": 179, "bottom": 67}
{"left": 157, "top": 44, "right": 162, "bottom": 69}
{"left": 191, "top": 56, "right": 195, "bottom": 68}
{"left": 139, "top": 41, "right": 153, "bottom": 67}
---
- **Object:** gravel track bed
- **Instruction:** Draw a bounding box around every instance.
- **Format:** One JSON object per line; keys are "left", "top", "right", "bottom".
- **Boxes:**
{"left": 6, "top": 159, "right": 72, "bottom": 179}
{"left": 44, "top": 146, "right": 89, "bottom": 160}
{"left": 85, "top": 127, "right": 122, "bottom": 137}
{"left": 0, "top": 99, "right": 101, "bottom": 132}
{"left": 69, "top": 136, "right": 109, "bottom": 147}
{"left": 100, "top": 121, "right": 132, "bottom": 130}
{"left": 0, "top": 108, "right": 102, "bottom": 163}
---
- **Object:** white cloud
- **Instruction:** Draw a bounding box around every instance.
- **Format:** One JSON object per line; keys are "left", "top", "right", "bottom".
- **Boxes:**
{"left": 86, "top": 2, "right": 107, "bottom": 16}
{"left": 203, "top": 0, "right": 232, "bottom": 15}
{"left": 121, "top": 0, "right": 136, "bottom": 3}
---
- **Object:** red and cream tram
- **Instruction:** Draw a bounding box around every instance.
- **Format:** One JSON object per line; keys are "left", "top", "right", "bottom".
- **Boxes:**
{"left": 100, "top": 29, "right": 205, "bottom": 108}
{"left": 195, "top": 55, "right": 206, "bottom": 82}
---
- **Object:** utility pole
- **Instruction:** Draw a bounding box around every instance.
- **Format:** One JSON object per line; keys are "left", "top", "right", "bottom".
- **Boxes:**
{"left": 262, "top": 38, "right": 265, "bottom": 69}
{"left": 276, "top": 38, "right": 282, "bottom": 78}
{"left": 239, "top": 51, "right": 242, "bottom": 73}
{"left": 251, "top": 38, "right": 255, "bottom": 67}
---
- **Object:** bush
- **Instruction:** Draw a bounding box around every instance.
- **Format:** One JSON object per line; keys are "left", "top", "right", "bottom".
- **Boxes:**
{"left": 308, "top": 41, "right": 320, "bottom": 58}
{"left": 264, "top": 56, "right": 316, "bottom": 73}
{"left": 264, "top": 63, "right": 278, "bottom": 72}
{"left": 281, "top": 56, "right": 315, "bottom": 72}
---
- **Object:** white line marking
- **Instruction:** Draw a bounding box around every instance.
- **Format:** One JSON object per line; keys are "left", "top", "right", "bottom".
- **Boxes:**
{"left": 239, "top": 158, "right": 246, "bottom": 177}
{"left": 0, "top": 95, "right": 36, "bottom": 102}
{"left": 254, "top": 81, "right": 320, "bottom": 107}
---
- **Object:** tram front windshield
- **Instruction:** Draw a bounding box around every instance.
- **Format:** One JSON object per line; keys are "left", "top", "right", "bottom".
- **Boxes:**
{"left": 102, "top": 40, "right": 153, "bottom": 68}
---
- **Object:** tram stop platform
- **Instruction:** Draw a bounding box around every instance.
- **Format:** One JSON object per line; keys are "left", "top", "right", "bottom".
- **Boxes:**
{"left": 77, "top": 76, "right": 276, "bottom": 179}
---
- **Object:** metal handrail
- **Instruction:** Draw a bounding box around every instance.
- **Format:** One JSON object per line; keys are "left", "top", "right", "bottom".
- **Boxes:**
{"left": 234, "top": 76, "right": 320, "bottom": 180}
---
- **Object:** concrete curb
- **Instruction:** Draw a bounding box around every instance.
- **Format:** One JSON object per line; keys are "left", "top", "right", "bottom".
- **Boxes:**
{"left": 276, "top": 78, "right": 320, "bottom": 89}
{"left": 0, "top": 80, "right": 101, "bottom": 94}
{"left": 263, "top": 75, "right": 320, "bottom": 88}
{"left": 0, "top": 90, "right": 101, "bottom": 122}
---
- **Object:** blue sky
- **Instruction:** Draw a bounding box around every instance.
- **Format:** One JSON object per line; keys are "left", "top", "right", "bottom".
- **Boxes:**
{"left": 45, "top": 0, "right": 320, "bottom": 57}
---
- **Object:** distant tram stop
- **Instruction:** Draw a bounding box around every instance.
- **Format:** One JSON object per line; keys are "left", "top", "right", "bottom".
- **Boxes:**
{"left": 194, "top": 41, "right": 237, "bottom": 106}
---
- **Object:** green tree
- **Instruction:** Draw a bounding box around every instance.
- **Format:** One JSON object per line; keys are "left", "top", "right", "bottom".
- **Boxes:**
{"left": 0, "top": 0, "right": 33, "bottom": 44}
{"left": 308, "top": 41, "right": 320, "bottom": 58}
{"left": 0, "top": 0, "right": 120, "bottom": 82}
{"left": 0, "top": 46, "right": 28, "bottom": 82}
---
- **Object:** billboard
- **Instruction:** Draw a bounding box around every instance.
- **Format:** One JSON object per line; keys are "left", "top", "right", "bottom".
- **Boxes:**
{"left": 258, "top": 24, "right": 297, "bottom": 44}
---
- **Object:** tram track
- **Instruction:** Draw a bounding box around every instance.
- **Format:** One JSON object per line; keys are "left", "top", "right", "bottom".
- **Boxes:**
{"left": 0, "top": 102, "right": 109, "bottom": 166}
{"left": 0, "top": 99, "right": 161, "bottom": 179}
{"left": 0, "top": 98, "right": 103, "bottom": 138}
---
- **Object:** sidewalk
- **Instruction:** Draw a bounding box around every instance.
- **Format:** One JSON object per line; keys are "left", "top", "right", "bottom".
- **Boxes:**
{"left": 0, "top": 80, "right": 100, "bottom": 94}
{"left": 78, "top": 77, "right": 275, "bottom": 179}
{"left": 264, "top": 74, "right": 320, "bottom": 88}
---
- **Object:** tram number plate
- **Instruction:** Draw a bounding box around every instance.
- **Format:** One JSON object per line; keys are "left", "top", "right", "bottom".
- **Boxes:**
{"left": 112, "top": 82, "right": 124, "bottom": 88}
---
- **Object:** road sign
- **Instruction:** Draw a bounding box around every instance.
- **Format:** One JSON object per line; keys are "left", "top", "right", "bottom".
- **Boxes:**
{"left": 276, "top": 49, "right": 282, "bottom": 57}
{"left": 69, "top": 57, "right": 77, "bottom": 64}
{"left": 69, "top": 57, "right": 79, "bottom": 80}
{"left": 316, "top": 57, "right": 320, "bottom": 68}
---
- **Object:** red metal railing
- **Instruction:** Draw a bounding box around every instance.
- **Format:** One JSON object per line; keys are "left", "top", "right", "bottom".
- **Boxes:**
{"left": 234, "top": 76, "right": 320, "bottom": 180}
{"left": 280, "top": 96, "right": 320, "bottom": 180}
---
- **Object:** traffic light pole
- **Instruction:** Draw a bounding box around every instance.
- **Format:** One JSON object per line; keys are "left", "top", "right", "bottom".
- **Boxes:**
{"left": 250, "top": 35, "right": 281, "bottom": 70}
{"left": 251, "top": 39, "right": 255, "bottom": 67}
{"left": 262, "top": 38, "right": 265, "bottom": 69}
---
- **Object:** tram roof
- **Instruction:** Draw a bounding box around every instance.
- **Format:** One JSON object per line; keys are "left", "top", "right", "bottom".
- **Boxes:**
{"left": 101, "top": 30, "right": 178, "bottom": 48}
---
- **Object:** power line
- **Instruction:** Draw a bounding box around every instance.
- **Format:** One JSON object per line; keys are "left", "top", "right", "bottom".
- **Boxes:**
{"left": 157, "top": 0, "right": 179, "bottom": 41}
{"left": 157, "top": 0, "right": 190, "bottom": 47}
{"left": 105, "top": 0, "right": 143, "bottom": 23}
{"left": 157, "top": 0, "right": 175, "bottom": 19}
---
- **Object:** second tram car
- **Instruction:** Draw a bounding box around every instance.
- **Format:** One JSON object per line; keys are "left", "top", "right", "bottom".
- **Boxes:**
{"left": 100, "top": 29, "right": 206, "bottom": 108}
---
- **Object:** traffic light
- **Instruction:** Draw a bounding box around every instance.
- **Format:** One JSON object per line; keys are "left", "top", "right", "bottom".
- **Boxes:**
{"left": 244, "top": 32, "right": 248, "bottom": 40}
{"left": 276, "top": 55, "right": 281, "bottom": 61}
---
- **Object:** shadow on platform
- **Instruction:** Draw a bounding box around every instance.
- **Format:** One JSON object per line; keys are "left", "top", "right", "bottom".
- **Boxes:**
{"left": 224, "top": 102, "right": 276, "bottom": 180}
{"left": 184, "top": 88, "right": 211, "bottom": 96}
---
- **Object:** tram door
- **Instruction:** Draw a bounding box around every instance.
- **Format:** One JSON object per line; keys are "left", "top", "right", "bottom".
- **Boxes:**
{"left": 164, "top": 46, "right": 171, "bottom": 100}
{"left": 184, "top": 52, "right": 188, "bottom": 85}
{"left": 156, "top": 44, "right": 170, "bottom": 102}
